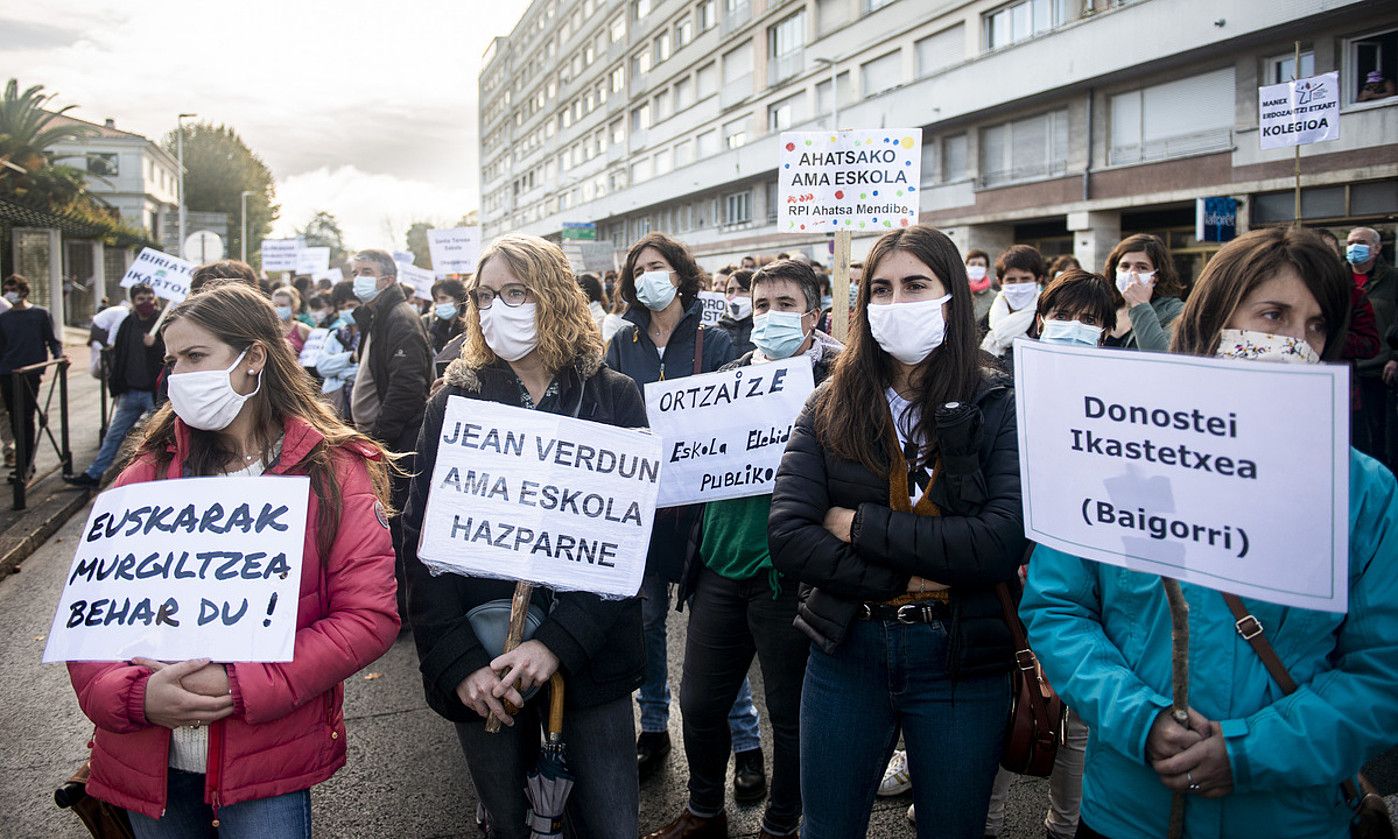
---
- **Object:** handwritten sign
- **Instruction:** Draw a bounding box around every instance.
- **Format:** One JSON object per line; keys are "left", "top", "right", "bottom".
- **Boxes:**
{"left": 299, "top": 328, "right": 329, "bottom": 366}
{"left": 644, "top": 356, "right": 815, "bottom": 507}
{"left": 778, "top": 129, "right": 922, "bottom": 232}
{"left": 119, "top": 248, "right": 194, "bottom": 303}
{"left": 1259, "top": 71, "right": 1340, "bottom": 150}
{"left": 315, "top": 267, "right": 344, "bottom": 284}
{"left": 697, "top": 291, "right": 727, "bottom": 327}
{"left": 1013, "top": 339, "right": 1349, "bottom": 612}
{"left": 260, "top": 238, "right": 303, "bottom": 272}
{"left": 296, "top": 246, "right": 331, "bottom": 276}
{"left": 416, "top": 398, "right": 661, "bottom": 598}
{"left": 427, "top": 226, "right": 482, "bottom": 276}
{"left": 43, "top": 477, "right": 311, "bottom": 663}
{"left": 398, "top": 262, "right": 435, "bottom": 301}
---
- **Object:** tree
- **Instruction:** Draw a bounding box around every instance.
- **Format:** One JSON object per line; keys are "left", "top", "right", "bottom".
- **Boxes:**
{"left": 404, "top": 221, "right": 432, "bottom": 268}
{"left": 297, "top": 210, "right": 348, "bottom": 266}
{"left": 163, "top": 122, "right": 277, "bottom": 267}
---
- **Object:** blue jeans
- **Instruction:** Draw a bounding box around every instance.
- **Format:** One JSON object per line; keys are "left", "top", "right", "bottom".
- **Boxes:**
{"left": 638, "top": 570, "right": 761, "bottom": 751}
{"left": 799, "top": 618, "right": 1009, "bottom": 839}
{"left": 86, "top": 389, "right": 155, "bottom": 478}
{"left": 128, "top": 769, "right": 311, "bottom": 839}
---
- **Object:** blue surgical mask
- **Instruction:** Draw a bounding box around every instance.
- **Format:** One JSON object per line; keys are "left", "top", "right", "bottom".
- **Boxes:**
{"left": 1040, "top": 319, "right": 1103, "bottom": 348}
{"left": 353, "top": 275, "right": 381, "bottom": 303}
{"left": 1347, "top": 243, "right": 1372, "bottom": 265}
{"left": 751, "top": 310, "right": 809, "bottom": 359}
{"left": 274, "top": 305, "right": 292, "bottom": 321}
{"left": 820, "top": 294, "right": 833, "bottom": 310}
{"left": 635, "top": 270, "right": 677, "bottom": 311}
{"left": 435, "top": 302, "right": 459, "bottom": 320}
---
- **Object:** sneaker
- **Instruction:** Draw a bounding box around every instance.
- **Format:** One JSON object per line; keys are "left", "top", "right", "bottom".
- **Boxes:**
{"left": 63, "top": 472, "right": 100, "bottom": 488}
{"left": 906, "top": 803, "right": 915, "bottom": 824}
{"left": 878, "top": 749, "right": 911, "bottom": 796}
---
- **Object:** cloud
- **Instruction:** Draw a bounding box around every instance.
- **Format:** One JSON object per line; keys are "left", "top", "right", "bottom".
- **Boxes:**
{"left": 275, "top": 165, "right": 473, "bottom": 251}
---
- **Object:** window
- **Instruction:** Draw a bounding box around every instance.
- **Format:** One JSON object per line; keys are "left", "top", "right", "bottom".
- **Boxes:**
{"left": 768, "top": 11, "right": 805, "bottom": 83}
{"left": 724, "top": 190, "right": 752, "bottom": 224}
{"left": 631, "top": 103, "right": 652, "bottom": 131}
{"left": 611, "top": 66, "right": 625, "bottom": 93}
{"left": 817, "top": 0, "right": 851, "bottom": 36}
{"left": 86, "top": 152, "right": 119, "bottom": 177}
{"left": 654, "top": 32, "right": 671, "bottom": 64}
{"left": 655, "top": 148, "right": 673, "bottom": 175}
{"left": 916, "top": 24, "right": 964, "bottom": 78}
{"left": 1109, "top": 67, "right": 1235, "bottom": 165}
{"left": 723, "top": 43, "right": 754, "bottom": 84}
{"left": 941, "top": 133, "right": 967, "bottom": 181}
{"left": 676, "top": 17, "right": 694, "bottom": 47}
{"left": 635, "top": 0, "right": 653, "bottom": 20}
{"left": 697, "top": 62, "right": 719, "bottom": 98}
{"left": 768, "top": 92, "right": 805, "bottom": 131}
{"left": 631, "top": 156, "right": 654, "bottom": 182}
{"left": 765, "top": 181, "right": 779, "bottom": 223}
{"left": 724, "top": 0, "right": 752, "bottom": 31}
{"left": 1346, "top": 28, "right": 1398, "bottom": 104}
{"left": 633, "top": 50, "right": 652, "bottom": 77}
{"left": 1267, "top": 50, "right": 1315, "bottom": 85}
{"left": 610, "top": 118, "right": 625, "bottom": 144}
{"left": 675, "top": 77, "right": 695, "bottom": 109}
{"left": 611, "top": 15, "right": 626, "bottom": 42}
{"left": 655, "top": 88, "right": 674, "bottom": 121}
{"left": 697, "top": 127, "right": 721, "bottom": 157}
{"left": 674, "top": 139, "right": 694, "bottom": 167}
{"left": 697, "top": 0, "right": 716, "bottom": 32}
{"left": 816, "top": 71, "right": 853, "bottom": 117}
{"left": 979, "top": 109, "right": 1069, "bottom": 187}
{"left": 724, "top": 117, "right": 748, "bottom": 149}
{"left": 984, "top": 0, "right": 1067, "bottom": 50}
{"left": 864, "top": 0, "right": 895, "bottom": 9}
{"left": 861, "top": 51, "right": 901, "bottom": 96}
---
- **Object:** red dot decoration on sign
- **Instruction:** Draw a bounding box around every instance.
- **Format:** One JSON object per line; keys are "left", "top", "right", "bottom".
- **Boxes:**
{"left": 834, "top": 190, "right": 844, "bottom": 199}
{"left": 800, "top": 224, "right": 806, "bottom": 230}
{"left": 785, "top": 142, "right": 795, "bottom": 151}
{"left": 900, "top": 218, "right": 911, "bottom": 227}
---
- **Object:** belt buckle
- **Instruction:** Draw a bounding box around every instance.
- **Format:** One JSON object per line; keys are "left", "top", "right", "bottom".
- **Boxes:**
{"left": 1235, "top": 614, "right": 1264, "bottom": 640}
{"left": 860, "top": 603, "right": 873, "bottom": 620}
{"left": 1015, "top": 649, "right": 1037, "bottom": 671}
{"left": 896, "top": 603, "right": 921, "bottom": 625}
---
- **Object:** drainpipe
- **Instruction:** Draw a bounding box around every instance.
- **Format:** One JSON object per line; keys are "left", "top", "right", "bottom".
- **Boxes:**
{"left": 1082, "top": 87, "right": 1093, "bottom": 202}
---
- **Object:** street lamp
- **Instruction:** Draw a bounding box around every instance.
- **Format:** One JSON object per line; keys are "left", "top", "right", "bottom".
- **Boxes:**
{"left": 176, "top": 113, "right": 197, "bottom": 255}
{"left": 813, "top": 57, "right": 838, "bottom": 129}
{"left": 240, "top": 190, "right": 253, "bottom": 263}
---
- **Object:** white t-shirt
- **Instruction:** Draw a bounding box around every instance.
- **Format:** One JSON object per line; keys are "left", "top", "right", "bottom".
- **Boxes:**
{"left": 886, "top": 388, "right": 932, "bottom": 505}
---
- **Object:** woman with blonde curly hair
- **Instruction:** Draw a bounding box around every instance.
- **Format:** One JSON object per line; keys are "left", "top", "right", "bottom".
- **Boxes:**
{"left": 403, "top": 234, "right": 648, "bottom": 837}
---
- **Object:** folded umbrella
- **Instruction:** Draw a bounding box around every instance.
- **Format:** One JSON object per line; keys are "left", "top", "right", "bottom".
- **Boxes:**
{"left": 524, "top": 673, "right": 572, "bottom": 839}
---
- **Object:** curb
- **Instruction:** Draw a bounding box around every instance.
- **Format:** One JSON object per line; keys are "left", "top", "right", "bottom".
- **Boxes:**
{"left": 0, "top": 479, "right": 94, "bottom": 578}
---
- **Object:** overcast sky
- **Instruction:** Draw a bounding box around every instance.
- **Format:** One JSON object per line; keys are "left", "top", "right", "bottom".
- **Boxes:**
{"left": 0, "top": 0, "right": 531, "bottom": 249}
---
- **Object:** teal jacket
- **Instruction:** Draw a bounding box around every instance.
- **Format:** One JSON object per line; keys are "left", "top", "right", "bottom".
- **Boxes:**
{"left": 1021, "top": 449, "right": 1398, "bottom": 839}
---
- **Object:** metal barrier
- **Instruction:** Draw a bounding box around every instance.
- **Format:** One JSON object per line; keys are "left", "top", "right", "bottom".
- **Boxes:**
{"left": 10, "top": 357, "right": 73, "bottom": 511}
{"left": 97, "top": 350, "right": 115, "bottom": 444}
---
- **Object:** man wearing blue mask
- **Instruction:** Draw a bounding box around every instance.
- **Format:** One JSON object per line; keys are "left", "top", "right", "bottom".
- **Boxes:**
{"left": 647, "top": 259, "right": 841, "bottom": 839}
{"left": 1347, "top": 227, "right": 1396, "bottom": 469}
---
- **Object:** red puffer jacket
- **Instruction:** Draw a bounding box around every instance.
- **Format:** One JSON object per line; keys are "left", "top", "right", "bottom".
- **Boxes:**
{"left": 67, "top": 415, "right": 399, "bottom": 820}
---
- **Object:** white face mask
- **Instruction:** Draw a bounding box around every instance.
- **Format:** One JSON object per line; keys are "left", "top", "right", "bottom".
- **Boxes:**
{"left": 728, "top": 296, "right": 752, "bottom": 320}
{"left": 965, "top": 265, "right": 988, "bottom": 282}
{"left": 167, "top": 349, "right": 261, "bottom": 432}
{"left": 1002, "top": 282, "right": 1040, "bottom": 311}
{"left": 479, "top": 302, "right": 538, "bottom": 362}
{"left": 1040, "top": 319, "right": 1103, "bottom": 347}
{"left": 1215, "top": 328, "right": 1320, "bottom": 365}
{"left": 1115, "top": 270, "right": 1156, "bottom": 294}
{"left": 635, "top": 270, "right": 677, "bottom": 311}
{"left": 867, "top": 294, "right": 952, "bottom": 365}
{"left": 3, "top": 292, "right": 19, "bottom": 304}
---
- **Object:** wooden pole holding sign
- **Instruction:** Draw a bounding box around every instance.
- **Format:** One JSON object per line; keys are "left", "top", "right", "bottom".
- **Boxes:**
{"left": 485, "top": 579, "right": 535, "bottom": 734}
{"left": 1293, "top": 40, "right": 1302, "bottom": 223}
{"left": 147, "top": 299, "right": 175, "bottom": 337}
{"left": 831, "top": 230, "right": 851, "bottom": 342}
{"left": 1163, "top": 577, "right": 1190, "bottom": 839}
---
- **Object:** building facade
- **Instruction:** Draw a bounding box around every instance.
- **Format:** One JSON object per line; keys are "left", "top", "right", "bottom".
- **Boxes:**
{"left": 480, "top": 0, "right": 1398, "bottom": 275}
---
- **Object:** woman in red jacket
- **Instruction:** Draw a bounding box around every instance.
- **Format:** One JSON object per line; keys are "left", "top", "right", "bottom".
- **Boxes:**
{"left": 67, "top": 282, "right": 400, "bottom": 836}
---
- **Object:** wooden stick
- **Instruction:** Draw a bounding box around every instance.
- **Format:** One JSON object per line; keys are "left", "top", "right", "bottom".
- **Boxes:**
{"left": 831, "top": 229, "right": 851, "bottom": 342}
{"left": 147, "top": 300, "right": 175, "bottom": 336}
{"left": 485, "top": 580, "right": 534, "bottom": 734}
{"left": 545, "top": 673, "right": 566, "bottom": 740}
{"left": 1162, "top": 577, "right": 1190, "bottom": 839}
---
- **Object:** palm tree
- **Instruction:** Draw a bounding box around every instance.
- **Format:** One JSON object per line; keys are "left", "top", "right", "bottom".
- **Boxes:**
{"left": 0, "top": 79, "right": 97, "bottom": 203}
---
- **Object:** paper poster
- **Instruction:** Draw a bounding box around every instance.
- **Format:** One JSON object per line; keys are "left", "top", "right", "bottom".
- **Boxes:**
{"left": 427, "top": 227, "right": 482, "bottom": 276}
{"left": 43, "top": 477, "right": 311, "bottom": 663}
{"left": 1013, "top": 339, "right": 1349, "bottom": 612}
{"left": 416, "top": 398, "right": 662, "bottom": 598}
{"left": 295, "top": 246, "right": 331, "bottom": 276}
{"left": 778, "top": 129, "right": 922, "bottom": 232}
{"left": 697, "top": 290, "right": 727, "bottom": 327}
{"left": 299, "top": 328, "right": 329, "bottom": 366}
{"left": 118, "top": 248, "right": 194, "bottom": 303}
{"left": 644, "top": 356, "right": 815, "bottom": 507}
{"left": 260, "top": 238, "right": 303, "bottom": 272}
{"left": 1259, "top": 71, "right": 1340, "bottom": 150}
{"left": 398, "top": 262, "right": 435, "bottom": 301}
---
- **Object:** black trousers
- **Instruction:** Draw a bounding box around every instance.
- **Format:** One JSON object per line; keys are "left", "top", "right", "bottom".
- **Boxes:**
{"left": 0, "top": 371, "right": 42, "bottom": 475}
{"left": 679, "top": 566, "right": 809, "bottom": 833}
{"left": 388, "top": 450, "right": 415, "bottom": 623}
{"left": 1355, "top": 376, "right": 1395, "bottom": 470}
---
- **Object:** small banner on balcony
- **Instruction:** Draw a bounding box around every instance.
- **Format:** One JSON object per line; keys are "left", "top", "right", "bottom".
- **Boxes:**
{"left": 778, "top": 129, "right": 922, "bottom": 232}
{"left": 1258, "top": 71, "right": 1340, "bottom": 150}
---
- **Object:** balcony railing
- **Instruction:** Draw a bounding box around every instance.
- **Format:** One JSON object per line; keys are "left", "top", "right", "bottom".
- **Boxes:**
{"left": 720, "top": 75, "right": 752, "bottom": 108}
{"left": 722, "top": 0, "right": 751, "bottom": 33}
{"left": 768, "top": 50, "right": 804, "bottom": 85}
{"left": 1107, "top": 128, "right": 1233, "bottom": 167}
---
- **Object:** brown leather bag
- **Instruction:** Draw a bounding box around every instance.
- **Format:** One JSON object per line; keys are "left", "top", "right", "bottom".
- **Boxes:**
{"left": 996, "top": 577, "right": 1066, "bottom": 777}
{"left": 1222, "top": 593, "right": 1395, "bottom": 839}
{"left": 55, "top": 760, "right": 134, "bottom": 839}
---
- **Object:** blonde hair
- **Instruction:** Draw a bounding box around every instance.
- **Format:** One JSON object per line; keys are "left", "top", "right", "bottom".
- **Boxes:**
{"left": 271, "top": 285, "right": 301, "bottom": 310}
{"left": 463, "top": 234, "right": 603, "bottom": 372}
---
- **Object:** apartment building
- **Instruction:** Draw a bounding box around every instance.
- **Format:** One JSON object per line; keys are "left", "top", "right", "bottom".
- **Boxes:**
{"left": 479, "top": 0, "right": 1398, "bottom": 277}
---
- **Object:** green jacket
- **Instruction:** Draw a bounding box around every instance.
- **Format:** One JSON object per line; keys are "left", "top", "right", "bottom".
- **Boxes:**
{"left": 1123, "top": 295, "right": 1185, "bottom": 352}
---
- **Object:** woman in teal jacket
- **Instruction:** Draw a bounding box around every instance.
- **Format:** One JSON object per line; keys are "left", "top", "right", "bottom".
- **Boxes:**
{"left": 1022, "top": 226, "right": 1398, "bottom": 839}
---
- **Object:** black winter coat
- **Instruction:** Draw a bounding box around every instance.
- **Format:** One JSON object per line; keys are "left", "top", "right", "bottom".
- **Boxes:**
{"left": 404, "top": 351, "right": 648, "bottom": 721}
{"left": 768, "top": 373, "right": 1025, "bottom": 677}
{"left": 352, "top": 283, "right": 432, "bottom": 452}
{"left": 718, "top": 312, "right": 754, "bottom": 355}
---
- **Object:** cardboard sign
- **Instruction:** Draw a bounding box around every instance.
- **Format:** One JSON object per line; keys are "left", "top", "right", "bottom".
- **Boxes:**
{"left": 645, "top": 355, "right": 815, "bottom": 507}
{"left": 119, "top": 248, "right": 194, "bottom": 303}
{"left": 260, "top": 238, "right": 303, "bottom": 272}
{"left": 299, "top": 328, "right": 329, "bottom": 366}
{"left": 1013, "top": 339, "right": 1349, "bottom": 612}
{"left": 295, "top": 246, "right": 331, "bottom": 276}
{"left": 697, "top": 291, "right": 727, "bottom": 327}
{"left": 561, "top": 240, "right": 618, "bottom": 273}
{"left": 778, "top": 129, "right": 922, "bottom": 232}
{"left": 398, "top": 262, "right": 435, "bottom": 301}
{"left": 416, "top": 397, "right": 662, "bottom": 598}
{"left": 315, "top": 267, "right": 344, "bottom": 284}
{"left": 427, "top": 226, "right": 482, "bottom": 276}
{"left": 1259, "top": 71, "right": 1340, "bottom": 150}
{"left": 392, "top": 250, "right": 416, "bottom": 267}
{"left": 43, "top": 477, "right": 311, "bottom": 663}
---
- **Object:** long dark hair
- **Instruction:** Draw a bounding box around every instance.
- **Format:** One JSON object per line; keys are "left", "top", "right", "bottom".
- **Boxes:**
{"left": 619, "top": 232, "right": 703, "bottom": 312}
{"left": 1172, "top": 226, "right": 1350, "bottom": 362}
{"left": 132, "top": 284, "right": 395, "bottom": 559}
{"left": 1103, "top": 233, "right": 1186, "bottom": 299}
{"left": 815, "top": 225, "right": 988, "bottom": 475}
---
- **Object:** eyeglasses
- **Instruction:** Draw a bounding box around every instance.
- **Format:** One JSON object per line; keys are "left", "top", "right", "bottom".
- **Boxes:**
{"left": 470, "top": 283, "right": 533, "bottom": 309}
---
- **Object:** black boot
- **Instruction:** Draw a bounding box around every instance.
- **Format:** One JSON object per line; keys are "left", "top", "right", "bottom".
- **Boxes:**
{"left": 637, "top": 730, "right": 672, "bottom": 783}
{"left": 733, "top": 748, "right": 767, "bottom": 804}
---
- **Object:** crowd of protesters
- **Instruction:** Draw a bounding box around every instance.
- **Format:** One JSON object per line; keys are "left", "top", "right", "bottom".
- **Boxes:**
{"left": 34, "top": 217, "right": 1398, "bottom": 839}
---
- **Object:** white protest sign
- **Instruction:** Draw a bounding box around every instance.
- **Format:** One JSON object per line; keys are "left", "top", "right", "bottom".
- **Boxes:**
{"left": 260, "top": 238, "right": 303, "bottom": 272}
{"left": 43, "top": 477, "right": 311, "bottom": 663}
{"left": 1259, "top": 71, "right": 1340, "bottom": 150}
{"left": 296, "top": 246, "right": 331, "bottom": 276}
{"left": 416, "top": 397, "right": 662, "bottom": 598}
{"left": 392, "top": 250, "right": 416, "bottom": 267}
{"left": 778, "top": 129, "right": 922, "bottom": 233}
{"left": 299, "top": 328, "right": 329, "bottom": 366}
{"left": 316, "top": 267, "right": 344, "bottom": 284}
{"left": 398, "top": 262, "right": 435, "bottom": 301}
{"left": 697, "top": 291, "right": 727, "bottom": 326}
{"left": 1013, "top": 339, "right": 1349, "bottom": 612}
{"left": 427, "top": 226, "right": 482, "bottom": 276}
{"left": 119, "top": 248, "right": 195, "bottom": 303}
{"left": 645, "top": 355, "right": 815, "bottom": 507}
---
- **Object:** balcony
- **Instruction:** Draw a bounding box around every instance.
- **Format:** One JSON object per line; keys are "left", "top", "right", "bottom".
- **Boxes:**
{"left": 768, "top": 50, "right": 804, "bottom": 86}
{"left": 720, "top": 75, "right": 752, "bottom": 109}
{"left": 1108, "top": 128, "right": 1234, "bottom": 167}
{"left": 721, "top": 0, "right": 751, "bottom": 34}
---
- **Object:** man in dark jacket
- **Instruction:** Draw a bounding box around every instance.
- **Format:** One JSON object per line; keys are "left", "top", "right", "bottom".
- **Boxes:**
{"left": 1347, "top": 227, "right": 1397, "bottom": 469}
{"left": 350, "top": 248, "right": 434, "bottom": 615}
{"left": 66, "top": 285, "right": 165, "bottom": 488}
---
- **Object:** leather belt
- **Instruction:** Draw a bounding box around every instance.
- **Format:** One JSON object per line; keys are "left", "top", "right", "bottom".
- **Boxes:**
{"left": 858, "top": 599, "right": 950, "bottom": 624}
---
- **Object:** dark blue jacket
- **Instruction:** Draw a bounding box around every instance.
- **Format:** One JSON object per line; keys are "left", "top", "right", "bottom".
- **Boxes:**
{"left": 603, "top": 300, "right": 736, "bottom": 389}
